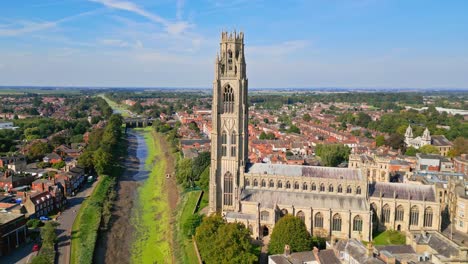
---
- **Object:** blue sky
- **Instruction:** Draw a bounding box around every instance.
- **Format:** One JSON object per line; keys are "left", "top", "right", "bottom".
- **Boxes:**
{"left": 0, "top": 0, "right": 467, "bottom": 88}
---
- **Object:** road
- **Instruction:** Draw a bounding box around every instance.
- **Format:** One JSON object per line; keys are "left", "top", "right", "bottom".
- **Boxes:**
{"left": 55, "top": 179, "right": 100, "bottom": 264}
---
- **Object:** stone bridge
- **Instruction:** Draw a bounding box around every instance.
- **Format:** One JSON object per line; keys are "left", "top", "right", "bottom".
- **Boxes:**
{"left": 124, "top": 117, "right": 155, "bottom": 128}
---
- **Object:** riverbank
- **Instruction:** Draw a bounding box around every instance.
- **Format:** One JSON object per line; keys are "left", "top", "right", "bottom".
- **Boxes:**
{"left": 93, "top": 132, "right": 142, "bottom": 263}
{"left": 131, "top": 127, "right": 178, "bottom": 263}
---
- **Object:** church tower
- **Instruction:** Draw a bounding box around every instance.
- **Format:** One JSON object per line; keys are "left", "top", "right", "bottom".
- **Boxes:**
{"left": 209, "top": 31, "right": 249, "bottom": 213}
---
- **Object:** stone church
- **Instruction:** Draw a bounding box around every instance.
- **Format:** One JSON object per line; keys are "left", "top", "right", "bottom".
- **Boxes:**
{"left": 209, "top": 31, "right": 441, "bottom": 242}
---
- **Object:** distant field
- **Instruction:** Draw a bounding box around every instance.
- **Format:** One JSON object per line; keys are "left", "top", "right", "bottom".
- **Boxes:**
{"left": 98, "top": 93, "right": 132, "bottom": 117}
{"left": 0, "top": 88, "right": 81, "bottom": 95}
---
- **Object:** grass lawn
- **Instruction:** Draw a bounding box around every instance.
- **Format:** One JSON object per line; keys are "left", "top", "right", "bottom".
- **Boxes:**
{"left": 70, "top": 176, "right": 113, "bottom": 264}
{"left": 131, "top": 127, "right": 173, "bottom": 263}
{"left": 373, "top": 230, "right": 406, "bottom": 245}
{"left": 175, "top": 190, "right": 202, "bottom": 264}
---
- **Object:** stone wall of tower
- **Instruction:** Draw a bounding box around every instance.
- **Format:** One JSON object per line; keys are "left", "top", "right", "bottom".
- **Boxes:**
{"left": 209, "top": 31, "right": 248, "bottom": 213}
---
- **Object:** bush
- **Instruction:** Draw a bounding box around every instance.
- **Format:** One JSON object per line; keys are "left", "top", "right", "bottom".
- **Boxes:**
{"left": 27, "top": 219, "right": 44, "bottom": 229}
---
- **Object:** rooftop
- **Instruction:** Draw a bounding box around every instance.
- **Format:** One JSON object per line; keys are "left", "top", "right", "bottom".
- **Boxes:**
{"left": 0, "top": 212, "right": 24, "bottom": 225}
{"left": 369, "top": 182, "right": 436, "bottom": 202}
{"left": 241, "top": 188, "right": 369, "bottom": 211}
{"left": 245, "top": 163, "right": 363, "bottom": 181}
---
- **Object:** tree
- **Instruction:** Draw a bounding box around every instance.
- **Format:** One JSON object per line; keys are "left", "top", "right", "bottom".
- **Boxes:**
{"left": 302, "top": 114, "right": 312, "bottom": 122}
{"left": 93, "top": 148, "right": 112, "bottom": 175}
{"left": 52, "top": 161, "right": 66, "bottom": 169}
{"left": 355, "top": 112, "right": 372, "bottom": 127}
{"left": 176, "top": 158, "right": 194, "bottom": 188}
{"left": 268, "top": 215, "right": 312, "bottom": 254}
{"left": 28, "top": 142, "right": 53, "bottom": 161}
{"left": 315, "top": 144, "right": 351, "bottom": 167}
{"left": 419, "top": 145, "right": 440, "bottom": 154}
{"left": 375, "top": 135, "right": 385, "bottom": 147}
{"left": 259, "top": 132, "right": 275, "bottom": 140}
{"left": 195, "top": 215, "right": 257, "bottom": 264}
{"left": 385, "top": 133, "right": 405, "bottom": 150}
{"left": 405, "top": 146, "right": 419, "bottom": 156}
{"left": 449, "top": 137, "right": 468, "bottom": 157}
{"left": 192, "top": 152, "right": 210, "bottom": 181}
{"left": 287, "top": 125, "right": 300, "bottom": 134}
{"left": 196, "top": 166, "right": 210, "bottom": 191}
{"left": 188, "top": 121, "right": 200, "bottom": 133}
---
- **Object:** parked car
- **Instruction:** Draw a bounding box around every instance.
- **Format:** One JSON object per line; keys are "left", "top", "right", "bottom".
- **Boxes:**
{"left": 32, "top": 244, "right": 40, "bottom": 252}
{"left": 39, "top": 216, "right": 50, "bottom": 221}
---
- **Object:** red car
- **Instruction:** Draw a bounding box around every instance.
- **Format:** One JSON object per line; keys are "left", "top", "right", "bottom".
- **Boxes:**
{"left": 32, "top": 244, "right": 40, "bottom": 252}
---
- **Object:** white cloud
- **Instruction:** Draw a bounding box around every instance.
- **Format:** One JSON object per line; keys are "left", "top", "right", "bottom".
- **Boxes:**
{"left": 89, "top": 0, "right": 192, "bottom": 35}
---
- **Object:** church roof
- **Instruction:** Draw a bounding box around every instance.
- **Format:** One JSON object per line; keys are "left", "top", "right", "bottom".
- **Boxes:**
{"left": 245, "top": 163, "right": 362, "bottom": 181}
{"left": 369, "top": 182, "right": 436, "bottom": 201}
{"left": 431, "top": 135, "right": 452, "bottom": 146}
{"left": 241, "top": 188, "right": 369, "bottom": 211}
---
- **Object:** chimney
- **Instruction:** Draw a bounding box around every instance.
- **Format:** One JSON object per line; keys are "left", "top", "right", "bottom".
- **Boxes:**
{"left": 284, "top": 245, "right": 291, "bottom": 256}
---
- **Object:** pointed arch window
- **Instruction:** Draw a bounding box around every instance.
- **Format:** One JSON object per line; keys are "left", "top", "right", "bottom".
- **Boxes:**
{"left": 221, "top": 131, "right": 227, "bottom": 156}
{"left": 346, "top": 185, "right": 352, "bottom": 194}
{"left": 269, "top": 179, "right": 274, "bottom": 188}
{"left": 253, "top": 179, "right": 258, "bottom": 187}
{"left": 223, "top": 85, "right": 234, "bottom": 113}
{"left": 277, "top": 180, "right": 283, "bottom": 188}
{"left": 227, "top": 49, "right": 233, "bottom": 70}
{"left": 294, "top": 181, "right": 299, "bottom": 190}
{"left": 311, "top": 183, "right": 316, "bottom": 191}
{"left": 356, "top": 186, "right": 362, "bottom": 195}
{"left": 382, "top": 204, "right": 391, "bottom": 223}
{"left": 332, "top": 214, "right": 342, "bottom": 231}
{"left": 410, "top": 206, "right": 419, "bottom": 226}
{"left": 396, "top": 205, "right": 404, "bottom": 221}
{"left": 285, "top": 181, "right": 291, "bottom": 189}
{"left": 337, "top": 185, "right": 343, "bottom": 193}
{"left": 297, "top": 211, "right": 305, "bottom": 222}
{"left": 424, "top": 207, "right": 433, "bottom": 227}
{"left": 353, "top": 215, "right": 363, "bottom": 231}
{"left": 261, "top": 179, "right": 266, "bottom": 187}
{"left": 231, "top": 131, "right": 237, "bottom": 157}
{"left": 245, "top": 178, "right": 250, "bottom": 187}
{"left": 302, "top": 182, "right": 308, "bottom": 191}
{"left": 314, "top": 212, "right": 323, "bottom": 228}
{"left": 329, "top": 184, "right": 334, "bottom": 192}
{"left": 223, "top": 172, "right": 233, "bottom": 206}
{"left": 319, "top": 183, "right": 325, "bottom": 192}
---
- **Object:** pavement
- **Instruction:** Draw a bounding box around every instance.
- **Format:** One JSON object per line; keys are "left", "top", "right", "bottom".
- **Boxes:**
{"left": 55, "top": 179, "right": 100, "bottom": 264}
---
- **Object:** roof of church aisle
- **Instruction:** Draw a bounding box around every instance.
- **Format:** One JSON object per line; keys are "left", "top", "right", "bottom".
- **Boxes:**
{"left": 241, "top": 189, "right": 369, "bottom": 211}
{"left": 245, "top": 163, "right": 363, "bottom": 181}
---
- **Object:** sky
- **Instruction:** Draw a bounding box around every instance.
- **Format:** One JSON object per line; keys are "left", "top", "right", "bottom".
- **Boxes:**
{"left": 0, "top": 0, "right": 467, "bottom": 88}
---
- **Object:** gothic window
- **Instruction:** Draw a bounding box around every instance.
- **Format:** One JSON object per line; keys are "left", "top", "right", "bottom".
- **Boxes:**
{"left": 245, "top": 178, "right": 250, "bottom": 187}
{"left": 294, "top": 181, "right": 299, "bottom": 190}
{"left": 277, "top": 180, "right": 283, "bottom": 188}
{"left": 337, "top": 185, "right": 342, "bottom": 193}
{"left": 382, "top": 204, "right": 391, "bottom": 223}
{"left": 302, "top": 182, "right": 308, "bottom": 191}
{"left": 329, "top": 184, "right": 334, "bottom": 192}
{"left": 297, "top": 211, "right": 305, "bottom": 222}
{"left": 231, "top": 131, "right": 236, "bottom": 157}
{"left": 221, "top": 131, "right": 227, "bottom": 156}
{"left": 286, "top": 181, "right": 291, "bottom": 189}
{"left": 269, "top": 180, "right": 274, "bottom": 188}
{"left": 223, "top": 172, "right": 233, "bottom": 206}
{"left": 332, "top": 214, "right": 342, "bottom": 231}
{"left": 253, "top": 179, "right": 258, "bottom": 187}
{"left": 346, "top": 185, "right": 352, "bottom": 194}
{"left": 424, "top": 207, "right": 433, "bottom": 227}
{"left": 353, "top": 215, "right": 363, "bottom": 231}
{"left": 311, "top": 183, "right": 316, "bottom": 191}
{"left": 261, "top": 179, "right": 266, "bottom": 187}
{"left": 356, "top": 186, "right": 362, "bottom": 195}
{"left": 371, "top": 203, "right": 378, "bottom": 223}
{"left": 314, "top": 212, "right": 323, "bottom": 228}
{"left": 223, "top": 85, "right": 234, "bottom": 113}
{"left": 260, "top": 211, "right": 270, "bottom": 221}
{"left": 410, "top": 206, "right": 419, "bottom": 226}
{"left": 320, "top": 183, "right": 325, "bottom": 192}
{"left": 395, "top": 205, "right": 404, "bottom": 221}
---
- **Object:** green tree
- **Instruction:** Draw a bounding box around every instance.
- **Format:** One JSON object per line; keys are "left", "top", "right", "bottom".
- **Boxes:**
{"left": 28, "top": 142, "right": 53, "bottom": 161}
{"left": 405, "top": 146, "right": 419, "bottom": 156}
{"left": 268, "top": 215, "right": 312, "bottom": 254}
{"left": 93, "top": 148, "right": 112, "bottom": 175}
{"left": 192, "top": 152, "right": 211, "bottom": 181}
{"left": 315, "top": 144, "right": 351, "bottom": 167}
{"left": 195, "top": 215, "right": 257, "bottom": 264}
{"left": 302, "top": 114, "right": 312, "bottom": 122}
{"left": 385, "top": 133, "right": 405, "bottom": 150}
{"left": 449, "top": 137, "right": 468, "bottom": 157}
{"left": 176, "top": 158, "right": 194, "bottom": 188}
{"left": 287, "top": 125, "right": 300, "bottom": 134}
{"left": 188, "top": 121, "right": 200, "bottom": 132}
{"left": 375, "top": 135, "right": 385, "bottom": 147}
{"left": 419, "top": 145, "right": 440, "bottom": 154}
{"left": 52, "top": 161, "right": 66, "bottom": 169}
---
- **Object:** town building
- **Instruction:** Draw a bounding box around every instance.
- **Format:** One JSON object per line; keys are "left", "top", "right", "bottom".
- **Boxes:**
{"left": 0, "top": 213, "right": 27, "bottom": 256}
{"left": 404, "top": 125, "right": 453, "bottom": 156}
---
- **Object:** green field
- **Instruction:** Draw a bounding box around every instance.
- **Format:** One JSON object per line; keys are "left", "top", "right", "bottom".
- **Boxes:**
{"left": 70, "top": 176, "right": 114, "bottom": 264}
{"left": 131, "top": 128, "right": 173, "bottom": 263}
{"left": 373, "top": 230, "right": 406, "bottom": 245}
{"left": 98, "top": 93, "right": 132, "bottom": 117}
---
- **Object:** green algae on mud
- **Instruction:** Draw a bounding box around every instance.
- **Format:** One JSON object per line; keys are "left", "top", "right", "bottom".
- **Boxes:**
{"left": 131, "top": 128, "right": 173, "bottom": 263}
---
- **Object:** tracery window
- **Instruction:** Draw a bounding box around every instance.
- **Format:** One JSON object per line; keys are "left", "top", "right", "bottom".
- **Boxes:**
{"left": 286, "top": 181, "right": 291, "bottom": 189}
{"left": 346, "top": 185, "right": 352, "bottom": 194}
{"left": 245, "top": 178, "right": 250, "bottom": 187}
{"left": 221, "top": 131, "right": 227, "bottom": 156}
{"left": 395, "top": 205, "right": 404, "bottom": 221}
{"left": 223, "top": 85, "right": 234, "bottom": 113}
{"left": 424, "top": 207, "right": 433, "bottom": 227}
{"left": 332, "top": 214, "right": 342, "bottom": 231}
{"left": 297, "top": 211, "right": 305, "bottom": 222}
{"left": 314, "top": 212, "right": 323, "bottom": 228}
{"left": 261, "top": 179, "right": 266, "bottom": 187}
{"left": 277, "top": 180, "right": 283, "bottom": 188}
{"left": 231, "top": 131, "right": 237, "bottom": 157}
{"left": 311, "top": 183, "right": 316, "bottom": 191}
{"left": 329, "top": 184, "right": 334, "bottom": 192}
{"left": 337, "top": 185, "right": 342, "bottom": 193}
{"left": 320, "top": 183, "right": 325, "bottom": 192}
{"left": 269, "top": 180, "right": 274, "bottom": 188}
{"left": 253, "top": 179, "right": 258, "bottom": 187}
{"left": 382, "top": 204, "right": 391, "bottom": 223}
{"left": 294, "top": 181, "right": 299, "bottom": 190}
{"left": 410, "top": 206, "right": 419, "bottom": 226}
{"left": 356, "top": 186, "right": 362, "bottom": 195}
{"left": 353, "top": 215, "right": 363, "bottom": 231}
{"left": 223, "top": 172, "right": 233, "bottom": 206}
{"left": 302, "top": 182, "right": 308, "bottom": 191}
